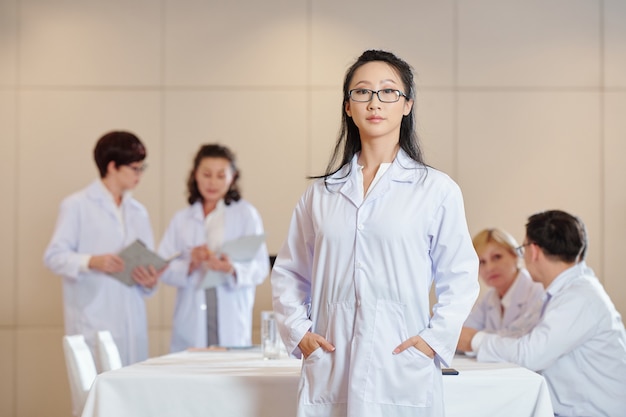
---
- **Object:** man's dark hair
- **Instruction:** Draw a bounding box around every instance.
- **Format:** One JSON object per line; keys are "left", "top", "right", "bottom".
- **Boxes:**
{"left": 525, "top": 210, "right": 587, "bottom": 263}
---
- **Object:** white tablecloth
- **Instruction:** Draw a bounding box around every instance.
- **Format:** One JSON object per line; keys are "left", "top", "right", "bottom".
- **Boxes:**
{"left": 81, "top": 349, "right": 553, "bottom": 417}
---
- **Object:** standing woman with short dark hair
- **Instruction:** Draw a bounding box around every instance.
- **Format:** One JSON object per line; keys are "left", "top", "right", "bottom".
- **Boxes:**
{"left": 158, "top": 144, "right": 269, "bottom": 352}
{"left": 44, "top": 130, "right": 160, "bottom": 367}
{"left": 271, "top": 50, "right": 479, "bottom": 417}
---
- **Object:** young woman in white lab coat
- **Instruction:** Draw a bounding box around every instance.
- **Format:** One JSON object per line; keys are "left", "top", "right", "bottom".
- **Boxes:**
{"left": 158, "top": 144, "right": 269, "bottom": 352}
{"left": 461, "top": 228, "right": 544, "bottom": 342}
{"left": 271, "top": 50, "right": 480, "bottom": 417}
{"left": 44, "top": 131, "right": 160, "bottom": 367}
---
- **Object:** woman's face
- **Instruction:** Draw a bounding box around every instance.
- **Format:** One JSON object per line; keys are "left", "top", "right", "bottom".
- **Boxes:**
{"left": 194, "top": 157, "right": 234, "bottom": 205}
{"left": 477, "top": 241, "right": 519, "bottom": 296}
{"left": 344, "top": 61, "right": 413, "bottom": 144}
{"left": 109, "top": 161, "right": 146, "bottom": 192}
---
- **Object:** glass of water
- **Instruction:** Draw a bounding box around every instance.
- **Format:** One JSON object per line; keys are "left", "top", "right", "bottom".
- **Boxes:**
{"left": 261, "top": 310, "right": 280, "bottom": 360}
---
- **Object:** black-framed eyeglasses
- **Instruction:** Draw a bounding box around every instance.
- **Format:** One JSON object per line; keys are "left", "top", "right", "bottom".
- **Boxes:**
{"left": 348, "top": 88, "right": 408, "bottom": 103}
{"left": 125, "top": 163, "right": 148, "bottom": 174}
{"left": 515, "top": 242, "right": 532, "bottom": 257}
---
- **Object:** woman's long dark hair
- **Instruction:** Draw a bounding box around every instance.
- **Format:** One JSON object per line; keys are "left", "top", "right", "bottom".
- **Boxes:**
{"left": 186, "top": 144, "right": 241, "bottom": 205}
{"left": 314, "top": 50, "right": 425, "bottom": 181}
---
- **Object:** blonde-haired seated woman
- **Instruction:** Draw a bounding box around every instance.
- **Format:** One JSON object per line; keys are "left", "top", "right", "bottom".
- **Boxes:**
{"left": 460, "top": 228, "right": 545, "bottom": 346}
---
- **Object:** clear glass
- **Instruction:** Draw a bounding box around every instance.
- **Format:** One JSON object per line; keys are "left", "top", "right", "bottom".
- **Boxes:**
{"left": 348, "top": 88, "right": 406, "bottom": 103}
{"left": 261, "top": 311, "right": 280, "bottom": 360}
{"left": 515, "top": 242, "right": 531, "bottom": 257}
{"left": 125, "top": 163, "right": 148, "bottom": 174}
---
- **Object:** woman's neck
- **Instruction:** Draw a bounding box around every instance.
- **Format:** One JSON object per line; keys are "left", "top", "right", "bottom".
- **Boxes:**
{"left": 101, "top": 177, "right": 123, "bottom": 206}
{"left": 358, "top": 141, "right": 399, "bottom": 169}
{"left": 203, "top": 200, "right": 218, "bottom": 217}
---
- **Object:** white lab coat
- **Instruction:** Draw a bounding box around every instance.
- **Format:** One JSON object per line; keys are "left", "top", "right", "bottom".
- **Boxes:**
{"left": 464, "top": 268, "right": 544, "bottom": 337}
{"left": 158, "top": 200, "right": 270, "bottom": 352}
{"left": 43, "top": 180, "right": 154, "bottom": 366}
{"left": 476, "top": 263, "right": 626, "bottom": 417}
{"left": 271, "top": 150, "right": 480, "bottom": 417}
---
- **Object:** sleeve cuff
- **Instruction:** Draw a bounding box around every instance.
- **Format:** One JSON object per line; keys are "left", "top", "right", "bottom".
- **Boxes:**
{"left": 471, "top": 330, "right": 487, "bottom": 352}
{"left": 79, "top": 255, "right": 91, "bottom": 273}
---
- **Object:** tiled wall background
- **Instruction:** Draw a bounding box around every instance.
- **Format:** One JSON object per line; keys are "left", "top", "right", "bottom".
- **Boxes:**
{"left": 1, "top": 1, "right": 625, "bottom": 416}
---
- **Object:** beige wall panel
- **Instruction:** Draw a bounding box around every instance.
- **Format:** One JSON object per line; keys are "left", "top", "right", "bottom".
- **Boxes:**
{"left": 0, "top": 0, "right": 17, "bottom": 85}
{"left": 310, "top": 90, "right": 343, "bottom": 175}
{"left": 158, "top": 283, "right": 177, "bottom": 330}
{"left": 0, "top": 330, "right": 15, "bottom": 417}
{"left": 415, "top": 91, "right": 456, "bottom": 177}
{"left": 16, "top": 327, "right": 69, "bottom": 417}
{"left": 19, "top": 0, "right": 161, "bottom": 86}
{"left": 252, "top": 275, "right": 273, "bottom": 345}
{"left": 18, "top": 91, "right": 162, "bottom": 326}
{"left": 146, "top": 284, "right": 177, "bottom": 332}
{"left": 0, "top": 92, "right": 16, "bottom": 325}
{"left": 457, "top": 91, "right": 602, "bottom": 271}
{"left": 311, "top": 1, "right": 455, "bottom": 87}
{"left": 162, "top": 90, "right": 308, "bottom": 254}
{"left": 603, "top": 92, "right": 626, "bottom": 317}
{"left": 148, "top": 328, "right": 172, "bottom": 358}
{"left": 605, "top": 1, "right": 626, "bottom": 87}
{"left": 458, "top": 0, "right": 601, "bottom": 87}
{"left": 163, "top": 0, "right": 307, "bottom": 87}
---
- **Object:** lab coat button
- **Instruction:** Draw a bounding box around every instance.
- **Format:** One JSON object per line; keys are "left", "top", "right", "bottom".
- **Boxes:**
{"left": 357, "top": 224, "right": 364, "bottom": 230}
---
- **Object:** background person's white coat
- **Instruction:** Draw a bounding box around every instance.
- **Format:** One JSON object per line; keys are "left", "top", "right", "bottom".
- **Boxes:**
{"left": 44, "top": 180, "right": 154, "bottom": 366}
{"left": 158, "top": 200, "right": 270, "bottom": 351}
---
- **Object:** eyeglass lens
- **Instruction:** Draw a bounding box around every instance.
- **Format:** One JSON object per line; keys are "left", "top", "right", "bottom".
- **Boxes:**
{"left": 349, "top": 89, "right": 403, "bottom": 103}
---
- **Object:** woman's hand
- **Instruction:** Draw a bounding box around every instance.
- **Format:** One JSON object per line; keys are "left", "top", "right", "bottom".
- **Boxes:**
{"left": 298, "top": 332, "right": 335, "bottom": 359}
{"left": 89, "top": 254, "right": 124, "bottom": 273}
{"left": 131, "top": 264, "right": 163, "bottom": 289}
{"left": 189, "top": 245, "right": 212, "bottom": 273}
{"left": 204, "top": 253, "right": 235, "bottom": 276}
{"left": 393, "top": 335, "right": 435, "bottom": 358}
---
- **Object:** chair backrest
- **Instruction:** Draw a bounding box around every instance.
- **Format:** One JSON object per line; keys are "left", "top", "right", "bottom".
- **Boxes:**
{"left": 62, "top": 334, "right": 98, "bottom": 417}
{"left": 96, "top": 330, "right": 123, "bottom": 372}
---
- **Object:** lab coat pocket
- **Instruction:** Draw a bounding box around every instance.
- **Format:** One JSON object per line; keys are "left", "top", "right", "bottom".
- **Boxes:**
{"left": 364, "top": 300, "right": 434, "bottom": 407}
{"left": 299, "top": 303, "right": 352, "bottom": 405}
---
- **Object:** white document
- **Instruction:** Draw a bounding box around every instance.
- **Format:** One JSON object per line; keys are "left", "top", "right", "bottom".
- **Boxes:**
{"left": 220, "top": 234, "right": 266, "bottom": 262}
{"left": 110, "top": 239, "right": 169, "bottom": 286}
{"left": 199, "top": 234, "right": 266, "bottom": 289}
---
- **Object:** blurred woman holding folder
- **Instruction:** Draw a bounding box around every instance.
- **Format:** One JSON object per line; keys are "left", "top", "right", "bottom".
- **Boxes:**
{"left": 44, "top": 131, "right": 160, "bottom": 367}
{"left": 158, "top": 144, "right": 269, "bottom": 352}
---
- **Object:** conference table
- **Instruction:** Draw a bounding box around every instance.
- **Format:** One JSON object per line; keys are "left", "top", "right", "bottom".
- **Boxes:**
{"left": 81, "top": 348, "right": 554, "bottom": 417}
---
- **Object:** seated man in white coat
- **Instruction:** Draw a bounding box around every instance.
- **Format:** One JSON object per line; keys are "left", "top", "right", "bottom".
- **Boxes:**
{"left": 459, "top": 210, "right": 626, "bottom": 417}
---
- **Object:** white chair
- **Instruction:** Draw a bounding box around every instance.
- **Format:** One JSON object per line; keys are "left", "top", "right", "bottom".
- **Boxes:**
{"left": 96, "top": 330, "right": 123, "bottom": 372}
{"left": 62, "top": 334, "right": 98, "bottom": 417}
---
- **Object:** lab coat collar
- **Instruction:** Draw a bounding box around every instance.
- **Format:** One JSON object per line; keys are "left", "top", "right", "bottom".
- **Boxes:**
{"left": 545, "top": 262, "right": 593, "bottom": 298}
{"left": 325, "top": 149, "right": 423, "bottom": 185}
{"left": 189, "top": 201, "right": 206, "bottom": 222}
{"left": 324, "top": 149, "right": 425, "bottom": 206}
{"left": 189, "top": 199, "right": 227, "bottom": 223}
{"left": 86, "top": 179, "right": 134, "bottom": 207}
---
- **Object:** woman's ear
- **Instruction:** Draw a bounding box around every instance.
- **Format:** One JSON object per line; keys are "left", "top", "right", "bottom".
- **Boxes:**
{"left": 345, "top": 101, "right": 352, "bottom": 118}
{"left": 105, "top": 160, "right": 118, "bottom": 178}
{"left": 403, "top": 98, "right": 414, "bottom": 116}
